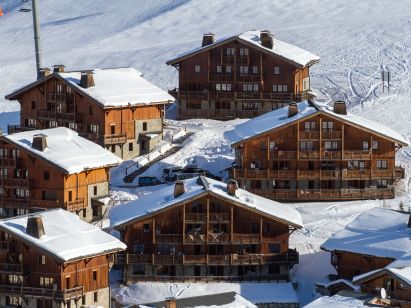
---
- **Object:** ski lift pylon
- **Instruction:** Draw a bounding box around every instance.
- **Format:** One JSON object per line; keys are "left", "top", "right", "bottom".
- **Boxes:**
{"left": 19, "top": 0, "right": 32, "bottom": 12}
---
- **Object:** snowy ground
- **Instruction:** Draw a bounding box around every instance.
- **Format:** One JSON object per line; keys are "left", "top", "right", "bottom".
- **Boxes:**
{"left": 1, "top": 0, "right": 411, "bottom": 306}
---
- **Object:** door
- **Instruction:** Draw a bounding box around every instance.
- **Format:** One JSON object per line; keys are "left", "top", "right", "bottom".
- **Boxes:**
{"left": 110, "top": 124, "right": 115, "bottom": 135}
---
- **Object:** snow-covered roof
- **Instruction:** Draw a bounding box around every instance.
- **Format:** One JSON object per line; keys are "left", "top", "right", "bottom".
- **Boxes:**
{"left": 0, "top": 209, "right": 126, "bottom": 263}
{"left": 167, "top": 30, "right": 320, "bottom": 67}
{"left": 353, "top": 266, "right": 411, "bottom": 286}
{"left": 321, "top": 208, "right": 411, "bottom": 259}
{"left": 110, "top": 176, "right": 303, "bottom": 229}
{"left": 303, "top": 295, "right": 368, "bottom": 308}
{"left": 224, "top": 101, "right": 408, "bottom": 146}
{"left": 58, "top": 67, "right": 174, "bottom": 107}
{"left": 4, "top": 127, "right": 122, "bottom": 174}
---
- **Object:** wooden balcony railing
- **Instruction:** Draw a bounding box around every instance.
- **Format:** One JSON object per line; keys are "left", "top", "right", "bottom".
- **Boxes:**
{"left": 178, "top": 90, "right": 208, "bottom": 100}
{"left": 232, "top": 233, "right": 260, "bottom": 243}
{"left": 0, "top": 285, "right": 83, "bottom": 301}
{"left": 125, "top": 274, "right": 289, "bottom": 283}
{"left": 299, "top": 131, "right": 320, "bottom": 140}
{"left": 208, "top": 233, "right": 230, "bottom": 243}
{"left": 322, "top": 151, "right": 342, "bottom": 160}
{"left": 156, "top": 234, "right": 183, "bottom": 243}
{"left": 0, "top": 157, "right": 22, "bottom": 167}
{"left": 127, "top": 254, "right": 152, "bottom": 264}
{"left": 154, "top": 255, "right": 183, "bottom": 265}
{"left": 321, "top": 170, "right": 343, "bottom": 179}
{"left": 37, "top": 110, "right": 78, "bottom": 122}
{"left": 236, "top": 74, "right": 262, "bottom": 83}
{"left": 322, "top": 131, "right": 343, "bottom": 139}
{"left": 29, "top": 198, "right": 85, "bottom": 211}
{"left": 183, "top": 255, "right": 207, "bottom": 264}
{"left": 209, "top": 213, "right": 231, "bottom": 222}
{"left": 371, "top": 169, "right": 394, "bottom": 178}
{"left": 0, "top": 178, "right": 31, "bottom": 188}
{"left": 299, "top": 151, "right": 320, "bottom": 159}
{"left": 270, "top": 151, "right": 298, "bottom": 160}
{"left": 342, "top": 169, "right": 371, "bottom": 179}
{"left": 395, "top": 166, "right": 405, "bottom": 179}
{"left": 1, "top": 197, "right": 29, "bottom": 209}
{"left": 104, "top": 133, "right": 127, "bottom": 145}
{"left": 185, "top": 213, "right": 206, "bottom": 222}
{"left": 208, "top": 255, "right": 231, "bottom": 265}
{"left": 343, "top": 150, "right": 371, "bottom": 160}
{"left": 0, "top": 263, "right": 22, "bottom": 274}
{"left": 7, "top": 125, "right": 36, "bottom": 135}
{"left": 185, "top": 234, "right": 206, "bottom": 243}
{"left": 209, "top": 74, "right": 234, "bottom": 82}
{"left": 298, "top": 170, "right": 320, "bottom": 179}
{"left": 47, "top": 92, "right": 66, "bottom": 103}
{"left": 235, "top": 92, "right": 261, "bottom": 100}
{"left": 262, "top": 92, "right": 301, "bottom": 101}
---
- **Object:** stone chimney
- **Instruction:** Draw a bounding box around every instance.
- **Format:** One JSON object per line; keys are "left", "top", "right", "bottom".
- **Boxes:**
{"left": 260, "top": 30, "right": 273, "bottom": 49}
{"left": 227, "top": 179, "right": 239, "bottom": 196}
{"left": 53, "top": 64, "right": 65, "bottom": 73}
{"left": 174, "top": 181, "right": 185, "bottom": 198}
{"left": 333, "top": 101, "right": 347, "bottom": 115}
{"left": 202, "top": 33, "right": 215, "bottom": 47}
{"left": 38, "top": 68, "right": 51, "bottom": 79}
{"left": 32, "top": 134, "right": 47, "bottom": 151}
{"left": 165, "top": 297, "right": 177, "bottom": 308}
{"left": 26, "top": 215, "right": 45, "bottom": 239}
{"left": 288, "top": 102, "right": 298, "bottom": 118}
{"left": 80, "top": 71, "right": 95, "bottom": 88}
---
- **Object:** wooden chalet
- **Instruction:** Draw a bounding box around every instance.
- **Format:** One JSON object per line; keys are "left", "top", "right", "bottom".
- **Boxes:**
{"left": 166, "top": 30, "right": 319, "bottom": 120}
{"left": 110, "top": 176, "right": 303, "bottom": 283}
{"left": 5, "top": 67, "right": 174, "bottom": 159}
{"left": 0, "top": 127, "right": 121, "bottom": 221}
{"left": 0, "top": 209, "right": 126, "bottom": 308}
{"left": 321, "top": 208, "right": 411, "bottom": 280}
{"left": 224, "top": 100, "right": 408, "bottom": 201}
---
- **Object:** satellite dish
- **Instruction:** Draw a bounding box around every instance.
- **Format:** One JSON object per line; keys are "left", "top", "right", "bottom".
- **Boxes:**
{"left": 380, "top": 287, "right": 387, "bottom": 299}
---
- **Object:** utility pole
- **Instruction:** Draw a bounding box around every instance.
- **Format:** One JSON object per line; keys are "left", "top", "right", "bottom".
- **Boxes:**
{"left": 32, "top": 0, "right": 42, "bottom": 79}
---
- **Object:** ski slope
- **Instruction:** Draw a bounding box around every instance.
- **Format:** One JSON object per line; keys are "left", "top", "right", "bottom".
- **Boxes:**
{"left": 1, "top": 0, "right": 411, "bottom": 305}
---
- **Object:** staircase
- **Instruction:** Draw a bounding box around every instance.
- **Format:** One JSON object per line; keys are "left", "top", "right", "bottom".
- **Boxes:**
{"left": 123, "top": 132, "right": 194, "bottom": 184}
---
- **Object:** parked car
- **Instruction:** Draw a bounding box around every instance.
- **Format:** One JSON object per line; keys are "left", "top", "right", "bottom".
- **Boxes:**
{"left": 138, "top": 176, "right": 164, "bottom": 187}
{"left": 162, "top": 167, "right": 183, "bottom": 180}
{"left": 169, "top": 165, "right": 222, "bottom": 181}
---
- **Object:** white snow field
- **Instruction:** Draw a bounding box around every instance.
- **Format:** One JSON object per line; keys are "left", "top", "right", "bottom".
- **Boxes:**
{"left": 1, "top": 0, "right": 411, "bottom": 306}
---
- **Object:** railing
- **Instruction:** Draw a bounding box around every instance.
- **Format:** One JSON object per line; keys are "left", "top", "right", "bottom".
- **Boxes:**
{"left": 232, "top": 233, "right": 260, "bottom": 243}
{"left": 298, "top": 170, "right": 320, "bottom": 179}
{"left": 236, "top": 74, "right": 262, "bottom": 83}
{"left": 37, "top": 110, "right": 78, "bottom": 122}
{"left": 125, "top": 274, "right": 289, "bottom": 283}
{"left": 222, "top": 56, "right": 235, "bottom": 64}
{"left": 322, "top": 151, "right": 342, "bottom": 159}
{"left": 395, "top": 166, "right": 405, "bottom": 179}
{"left": 235, "top": 92, "right": 261, "bottom": 99}
{"left": 299, "top": 131, "right": 320, "bottom": 140}
{"left": 299, "top": 151, "right": 320, "bottom": 159}
{"left": 0, "top": 178, "right": 31, "bottom": 188}
{"left": 248, "top": 189, "right": 298, "bottom": 199}
{"left": 185, "top": 213, "right": 206, "bottom": 222}
{"left": 262, "top": 92, "right": 301, "bottom": 101}
{"left": 7, "top": 125, "right": 35, "bottom": 135}
{"left": 371, "top": 169, "right": 394, "bottom": 178}
{"left": 183, "top": 255, "right": 207, "bottom": 264}
{"left": 1, "top": 157, "right": 21, "bottom": 167}
{"left": 0, "top": 285, "right": 83, "bottom": 300}
{"left": 208, "top": 233, "right": 230, "bottom": 243}
{"left": 156, "top": 234, "right": 183, "bottom": 243}
{"left": 0, "top": 263, "right": 22, "bottom": 274}
{"left": 185, "top": 234, "right": 206, "bottom": 243}
{"left": 342, "top": 169, "right": 370, "bottom": 179}
{"left": 321, "top": 170, "right": 343, "bottom": 179}
{"left": 154, "top": 255, "right": 183, "bottom": 265}
{"left": 209, "top": 213, "right": 231, "bottom": 222}
{"left": 47, "top": 92, "right": 66, "bottom": 102}
{"left": 270, "top": 151, "right": 298, "bottom": 160}
{"left": 29, "top": 198, "right": 85, "bottom": 211}
{"left": 104, "top": 133, "right": 127, "bottom": 145}
{"left": 343, "top": 150, "right": 371, "bottom": 160}
{"left": 178, "top": 90, "right": 208, "bottom": 100}
{"left": 208, "top": 255, "right": 231, "bottom": 265}
{"left": 209, "top": 74, "right": 234, "bottom": 82}
{"left": 1, "top": 197, "right": 29, "bottom": 209}
{"left": 65, "top": 198, "right": 86, "bottom": 212}
{"left": 127, "top": 254, "right": 152, "bottom": 264}
{"left": 322, "top": 131, "right": 343, "bottom": 139}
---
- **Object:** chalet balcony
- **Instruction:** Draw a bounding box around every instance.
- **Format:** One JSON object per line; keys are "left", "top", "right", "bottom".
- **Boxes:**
{"left": 0, "top": 177, "right": 32, "bottom": 188}
{"left": 209, "top": 213, "right": 231, "bottom": 222}
{"left": 342, "top": 169, "right": 371, "bottom": 179}
{"left": 235, "top": 92, "right": 261, "bottom": 100}
{"left": 395, "top": 166, "right": 405, "bottom": 180}
{"left": 1, "top": 197, "right": 29, "bottom": 209}
{"left": 371, "top": 169, "right": 394, "bottom": 179}
{"left": 183, "top": 255, "right": 207, "bottom": 265}
{"left": 298, "top": 170, "right": 320, "bottom": 180}
{"left": 232, "top": 233, "right": 260, "bottom": 243}
{"left": 208, "top": 255, "right": 231, "bottom": 265}
{"left": 125, "top": 274, "right": 289, "bottom": 283}
{"left": 7, "top": 124, "right": 36, "bottom": 135}
{"left": 185, "top": 234, "right": 206, "bottom": 243}
{"left": 343, "top": 150, "right": 371, "bottom": 160}
{"left": 209, "top": 74, "right": 234, "bottom": 82}
{"left": 185, "top": 213, "right": 206, "bottom": 222}
{"left": 29, "top": 198, "right": 85, "bottom": 211}
{"left": 208, "top": 233, "right": 230, "bottom": 243}
{"left": 0, "top": 157, "right": 21, "bottom": 167}
{"left": 233, "top": 168, "right": 267, "bottom": 179}
{"left": 248, "top": 189, "right": 298, "bottom": 200}
{"left": 262, "top": 92, "right": 301, "bottom": 102}
{"left": 322, "top": 151, "right": 342, "bottom": 160}
{"left": 178, "top": 90, "right": 208, "bottom": 100}
{"left": 270, "top": 151, "right": 298, "bottom": 160}
{"left": 320, "top": 170, "right": 343, "bottom": 180}
{"left": 0, "top": 263, "right": 22, "bottom": 274}
{"left": 322, "top": 131, "right": 343, "bottom": 139}
{"left": 156, "top": 234, "right": 183, "bottom": 243}
{"left": 47, "top": 92, "right": 66, "bottom": 103}
{"left": 211, "top": 91, "right": 235, "bottom": 99}
{"left": 37, "top": 110, "right": 78, "bottom": 122}
{"left": 154, "top": 255, "right": 183, "bottom": 265}
{"left": 104, "top": 133, "right": 127, "bottom": 145}
{"left": 268, "top": 170, "right": 297, "bottom": 179}
{"left": 127, "top": 254, "right": 152, "bottom": 264}
{"left": 299, "top": 151, "right": 320, "bottom": 159}
{"left": 236, "top": 74, "right": 262, "bottom": 83}
{"left": 0, "top": 285, "right": 83, "bottom": 301}
{"left": 299, "top": 131, "right": 320, "bottom": 140}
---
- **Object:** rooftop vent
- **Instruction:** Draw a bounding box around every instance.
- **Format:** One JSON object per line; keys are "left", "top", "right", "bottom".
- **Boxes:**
{"left": 32, "top": 134, "right": 47, "bottom": 151}
{"left": 53, "top": 64, "right": 65, "bottom": 73}
{"left": 26, "top": 215, "right": 45, "bottom": 239}
{"left": 80, "top": 70, "right": 95, "bottom": 88}
{"left": 288, "top": 102, "right": 298, "bottom": 118}
{"left": 165, "top": 297, "right": 177, "bottom": 308}
{"left": 260, "top": 30, "right": 273, "bottom": 49}
{"left": 333, "top": 101, "right": 347, "bottom": 115}
{"left": 227, "top": 179, "right": 239, "bottom": 196}
{"left": 38, "top": 68, "right": 51, "bottom": 79}
{"left": 202, "top": 33, "right": 215, "bottom": 47}
{"left": 174, "top": 180, "right": 185, "bottom": 198}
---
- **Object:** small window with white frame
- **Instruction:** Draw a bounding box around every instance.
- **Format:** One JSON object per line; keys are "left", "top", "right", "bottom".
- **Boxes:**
{"left": 48, "top": 121, "right": 58, "bottom": 128}
{"left": 226, "top": 48, "right": 235, "bottom": 55}
{"left": 253, "top": 84, "right": 259, "bottom": 92}
{"left": 216, "top": 84, "right": 221, "bottom": 91}
{"left": 323, "top": 121, "right": 334, "bottom": 131}
{"left": 377, "top": 160, "right": 387, "bottom": 169}
{"left": 194, "top": 65, "right": 201, "bottom": 73}
{"left": 273, "top": 66, "right": 280, "bottom": 75}
{"left": 305, "top": 121, "right": 316, "bottom": 131}
{"left": 225, "top": 65, "right": 232, "bottom": 74}
{"left": 239, "top": 66, "right": 249, "bottom": 74}
{"left": 28, "top": 118, "right": 36, "bottom": 128}
{"left": 252, "top": 66, "right": 258, "bottom": 74}
{"left": 362, "top": 141, "right": 369, "bottom": 150}
{"left": 372, "top": 140, "right": 379, "bottom": 150}
{"left": 68, "top": 122, "right": 77, "bottom": 131}
{"left": 272, "top": 85, "right": 277, "bottom": 92}
{"left": 216, "top": 65, "right": 222, "bottom": 73}
{"left": 239, "top": 48, "right": 249, "bottom": 56}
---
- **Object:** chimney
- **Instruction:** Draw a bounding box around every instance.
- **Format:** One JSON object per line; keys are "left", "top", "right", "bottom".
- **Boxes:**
{"left": 333, "top": 101, "right": 347, "bottom": 115}
{"left": 174, "top": 181, "right": 185, "bottom": 198}
{"left": 288, "top": 102, "right": 298, "bottom": 118}
{"left": 165, "top": 297, "right": 176, "bottom": 308}
{"left": 80, "top": 70, "right": 95, "bottom": 88}
{"left": 53, "top": 64, "right": 65, "bottom": 73}
{"left": 260, "top": 30, "right": 273, "bottom": 49}
{"left": 202, "top": 33, "right": 215, "bottom": 47}
{"left": 227, "top": 179, "right": 238, "bottom": 196}
{"left": 26, "top": 215, "right": 45, "bottom": 239}
{"left": 32, "top": 134, "right": 47, "bottom": 151}
{"left": 38, "top": 68, "right": 51, "bottom": 79}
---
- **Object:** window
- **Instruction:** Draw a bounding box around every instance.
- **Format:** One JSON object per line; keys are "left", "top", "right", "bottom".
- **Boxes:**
{"left": 89, "top": 124, "right": 99, "bottom": 134}
{"left": 273, "top": 66, "right": 280, "bottom": 75}
{"left": 92, "top": 270, "right": 97, "bottom": 281}
{"left": 8, "top": 274, "right": 23, "bottom": 285}
{"left": 253, "top": 84, "right": 259, "bottom": 92}
{"left": 242, "top": 102, "right": 259, "bottom": 110}
{"left": 239, "top": 66, "right": 249, "bottom": 74}
{"left": 216, "top": 65, "right": 222, "bottom": 73}
{"left": 56, "top": 84, "right": 62, "bottom": 93}
{"left": 0, "top": 148, "right": 7, "bottom": 158}
{"left": 269, "top": 244, "right": 281, "bottom": 253}
{"left": 194, "top": 65, "right": 201, "bottom": 73}
{"left": 142, "top": 122, "right": 147, "bottom": 131}
{"left": 16, "top": 189, "right": 29, "bottom": 198}
{"left": 66, "top": 86, "right": 72, "bottom": 94}
{"left": 372, "top": 140, "right": 379, "bottom": 150}
{"left": 264, "top": 223, "right": 271, "bottom": 233}
{"left": 94, "top": 292, "right": 98, "bottom": 302}
{"left": 1, "top": 168, "right": 8, "bottom": 177}
{"left": 111, "top": 145, "right": 115, "bottom": 153}
{"left": 252, "top": 66, "right": 258, "bottom": 74}
{"left": 376, "top": 179, "right": 388, "bottom": 188}
{"left": 300, "top": 141, "right": 314, "bottom": 151}
{"left": 272, "top": 85, "right": 277, "bottom": 92}
{"left": 225, "top": 65, "right": 232, "bottom": 74}
{"left": 129, "top": 142, "right": 133, "bottom": 152}
{"left": 93, "top": 186, "right": 97, "bottom": 195}
{"left": 6, "top": 296, "right": 21, "bottom": 306}
{"left": 362, "top": 141, "right": 369, "bottom": 150}
{"left": 43, "top": 171, "right": 49, "bottom": 181}
{"left": 68, "top": 122, "right": 77, "bottom": 131}
{"left": 31, "top": 100, "right": 36, "bottom": 109}
{"left": 39, "top": 255, "right": 46, "bottom": 265}
{"left": 305, "top": 121, "right": 316, "bottom": 131}
{"left": 48, "top": 121, "right": 58, "bottom": 128}
{"left": 216, "top": 83, "right": 221, "bottom": 91}
{"left": 89, "top": 106, "right": 93, "bottom": 115}
{"left": 133, "top": 244, "right": 144, "bottom": 254}
{"left": 259, "top": 141, "right": 266, "bottom": 150}
{"left": 269, "top": 141, "right": 277, "bottom": 151}
{"left": 225, "top": 48, "right": 235, "bottom": 55}
{"left": 239, "top": 48, "right": 248, "bottom": 56}
{"left": 39, "top": 277, "right": 54, "bottom": 286}
{"left": 217, "top": 84, "right": 232, "bottom": 92}
{"left": 323, "top": 121, "right": 334, "bottom": 131}
{"left": 377, "top": 160, "right": 387, "bottom": 169}
{"left": 143, "top": 224, "right": 150, "bottom": 233}
{"left": 133, "top": 264, "right": 145, "bottom": 275}
{"left": 324, "top": 141, "right": 338, "bottom": 150}
{"left": 274, "top": 84, "right": 288, "bottom": 92}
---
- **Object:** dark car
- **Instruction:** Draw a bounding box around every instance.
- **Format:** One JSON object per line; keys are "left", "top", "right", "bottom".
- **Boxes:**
{"left": 171, "top": 165, "right": 222, "bottom": 181}
{"left": 138, "top": 176, "right": 164, "bottom": 187}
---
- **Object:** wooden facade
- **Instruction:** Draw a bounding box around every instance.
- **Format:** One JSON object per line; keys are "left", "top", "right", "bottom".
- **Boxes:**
{"left": 5, "top": 68, "right": 167, "bottom": 160}
{"left": 116, "top": 181, "right": 300, "bottom": 283}
{"left": 229, "top": 102, "right": 406, "bottom": 201}
{"left": 167, "top": 31, "right": 318, "bottom": 120}
{"left": 0, "top": 135, "right": 112, "bottom": 221}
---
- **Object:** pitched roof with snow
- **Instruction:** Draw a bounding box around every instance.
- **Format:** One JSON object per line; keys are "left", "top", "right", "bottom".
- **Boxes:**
{"left": 224, "top": 101, "right": 408, "bottom": 146}
{"left": 110, "top": 176, "right": 303, "bottom": 229}
{"left": 303, "top": 294, "right": 369, "bottom": 308}
{"left": 0, "top": 209, "right": 126, "bottom": 263}
{"left": 321, "top": 208, "right": 411, "bottom": 259}
{"left": 3, "top": 127, "right": 122, "bottom": 174}
{"left": 167, "top": 30, "right": 320, "bottom": 67}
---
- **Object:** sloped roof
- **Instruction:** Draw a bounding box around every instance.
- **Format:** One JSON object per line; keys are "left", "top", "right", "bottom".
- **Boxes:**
{"left": 0, "top": 209, "right": 126, "bottom": 263}
{"left": 6, "top": 67, "right": 174, "bottom": 108}
{"left": 321, "top": 208, "right": 411, "bottom": 259}
{"left": 110, "top": 176, "right": 303, "bottom": 229}
{"left": 3, "top": 127, "right": 122, "bottom": 174}
{"left": 353, "top": 266, "right": 411, "bottom": 286}
{"left": 224, "top": 101, "right": 408, "bottom": 146}
{"left": 167, "top": 30, "right": 320, "bottom": 67}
